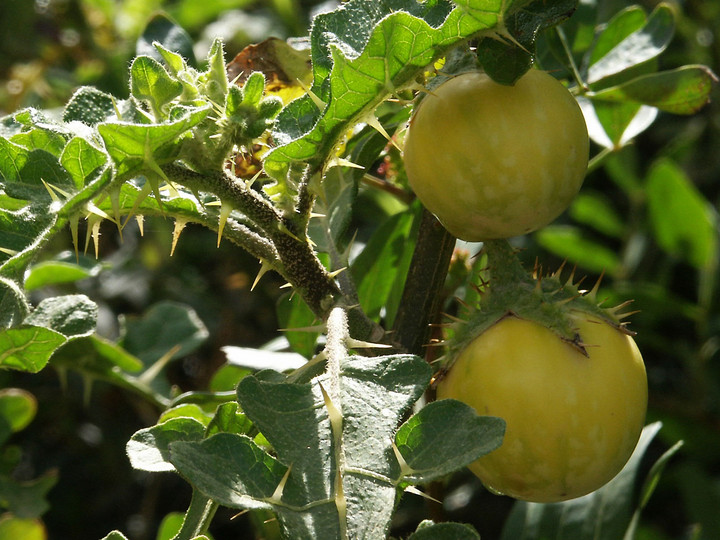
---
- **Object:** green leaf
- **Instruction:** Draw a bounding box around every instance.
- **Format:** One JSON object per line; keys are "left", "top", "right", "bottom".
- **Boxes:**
{"left": 23, "top": 294, "right": 98, "bottom": 339}
{"left": 171, "top": 353, "right": 433, "bottom": 539}
{"left": 87, "top": 334, "right": 144, "bottom": 372}
{"left": 276, "top": 292, "right": 320, "bottom": 359}
{"left": 24, "top": 256, "right": 101, "bottom": 291}
{"left": 127, "top": 417, "right": 207, "bottom": 473}
{"left": 579, "top": 97, "right": 658, "bottom": 149}
{"left": 500, "top": 422, "right": 663, "bottom": 540}
{"left": 63, "top": 86, "right": 116, "bottom": 125}
{"left": 131, "top": 56, "right": 184, "bottom": 118}
{"left": 0, "top": 137, "right": 72, "bottom": 201}
{"left": 60, "top": 136, "right": 107, "bottom": 190}
{"left": 121, "top": 301, "right": 209, "bottom": 367}
{"left": 587, "top": 6, "right": 647, "bottom": 67}
{"left": 265, "top": 0, "right": 509, "bottom": 196}
{"left": 569, "top": 192, "right": 625, "bottom": 238}
{"left": 623, "top": 439, "right": 683, "bottom": 539}
{"left": 170, "top": 433, "right": 287, "bottom": 511}
{"left": 307, "top": 166, "right": 357, "bottom": 254}
{"left": 477, "top": 0, "right": 578, "bottom": 85}
{"left": 396, "top": 399, "right": 505, "bottom": 483}
{"left": 590, "top": 65, "right": 717, "bottom": 115}
{"left": 97, "top": 105, "right": 210, "bottom": 177}
{"left": 0, "top": 469, "right": 58, "bottom": 519}
{"left": 158, "top": 404, "right": 215, "bottom": 427}
{"left": 0, "top": 276, "right": 30, "bottom": 328}
{"left": 586, "top": 3, "right": 675, "bottom": 85}
{"left": 10, "top": 127, "right": 67, "bottom": 158}
{"left": 0, "top": 516, "right": 47, "bottom": 540}
{"left": 156, "top": 512, "right": 185, "bottom": 540}
{"left": 351, "top": 205, "right": 420, "bottom": 326}
{"left": 0, "top": 326, "right": 66, "bottom": 373}
{"left": 206, "top": 401, "right": 254, "bottom": 437}
{"left": 646, "top": 158, "right": 717, "bottom": 269}
{"left": 410, "top": 520, "right": 481, "bottom": 540}
{"left": 536, "top": 225, "right": 621, "bottom": 275}
{"left": 0, "top": 389, "right": 37, "bottom": 446}
{"left": 137, "top": 12, "right": 196, "bottom": 65}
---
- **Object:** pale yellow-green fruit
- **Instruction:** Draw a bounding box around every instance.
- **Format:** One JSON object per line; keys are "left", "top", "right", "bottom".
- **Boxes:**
{"left": 436, "top": 315, "right": 647, "bottom": 502}
{"left": 403, "top": 69, "right": 589, "bottom": 241}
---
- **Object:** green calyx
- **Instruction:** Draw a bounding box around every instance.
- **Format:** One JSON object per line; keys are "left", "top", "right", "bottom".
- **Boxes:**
{"left": 438, "top": 240, "right": 637, "bottom": 375}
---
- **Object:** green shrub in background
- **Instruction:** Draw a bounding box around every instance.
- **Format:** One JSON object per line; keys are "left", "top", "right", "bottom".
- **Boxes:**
{"left": 0, "top": 0, "right": 718, "bottom": 538}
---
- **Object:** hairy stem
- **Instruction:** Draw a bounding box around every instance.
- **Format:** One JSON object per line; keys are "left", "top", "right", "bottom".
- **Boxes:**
{"left": 176, "top": 489, "right": 219, "bottom": 540}
{"left": 162, "top": 163, "right": 382, "bottom": 338}
{"left": 392, "top": 209, "right": 455, "bottom": 356}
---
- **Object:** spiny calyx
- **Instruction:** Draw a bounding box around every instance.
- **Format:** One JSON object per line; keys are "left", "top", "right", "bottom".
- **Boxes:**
{"left": 436, "top": 240, "right": 637, "bottom": 374}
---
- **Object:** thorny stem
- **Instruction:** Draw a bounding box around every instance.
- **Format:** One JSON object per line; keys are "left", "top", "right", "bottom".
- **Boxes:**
{"left": 324, "top": 306, "right": 349, "bottom": 540}
{"left": 162, "top": 163, "right": 383, "bottom": 339}
{"left": 392, "top": 209, "right": 455, "bottom": 356}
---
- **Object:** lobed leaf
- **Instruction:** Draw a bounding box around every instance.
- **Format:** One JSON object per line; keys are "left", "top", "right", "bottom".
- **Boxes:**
{"left": 121, "top": 301, "right": 209, "bottom": 367}
{"left": 276, "top": 292, "right": 321, "bottom": 359}
{"left": 63, "top": 86, "right": 117, "bottom": 125}
{"left": 0, "top": 469, "right": 58, "bottom": 519}
{"left": 97, "top": 105, "right": 210, "bottom": 177}
{"left": 170, "top": 433, "right": 288, "bottom": 511}
{"left": 60, "top": 136, "right": 107, "bottom": 190}
{"left": 136, "top": 13, "right": 196, "bottom": 67}
{"left": 23, "top": 294, "right": 98, "bottom": 339}
{"left": 131, "top": 56, "right": 184, "bottom": 118}
{"left": 127, "top": 417, "right": 206, "bottom": 473}
{"left": 265, "top": 0, "right": 519, "bottom": 195}
{"left": 396, "top": 399, "right": 505, "bottom": 484}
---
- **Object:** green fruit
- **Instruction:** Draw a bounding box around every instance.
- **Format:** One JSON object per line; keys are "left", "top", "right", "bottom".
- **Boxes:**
{"left": 403, "top": 69, "right": 589, "bottom": 241}
{"left": 436, "top": 314, "right": 647, "bottom": 502}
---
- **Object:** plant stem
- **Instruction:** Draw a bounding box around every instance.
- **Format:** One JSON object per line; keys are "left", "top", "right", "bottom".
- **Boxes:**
{"left": 391, "top": 209, "right": 455, "bottom": 356}
{"left": 175, "top": 489, "right": 219, "bottom": 540}
{"left": 482, "top": 239, "right": 528, "bottom": 290}
{"left": 555, "top": 26, "right": 587, "bottom": 91}
{"left": 163, "top": 163, "right": 383, "bottom": 339}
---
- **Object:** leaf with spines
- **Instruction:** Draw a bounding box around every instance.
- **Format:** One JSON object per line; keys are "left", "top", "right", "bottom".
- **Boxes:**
{"left": 97, "top": 105, "right": 210, "bottom": 178}
{"left": 167, "top": 353, "right": 504, "bottom": 539}
{"left": 130, "top": 56, "right": 184, "bottom": 120}
{"left": 264, "top": 0, "right": 579, "bottom": 203}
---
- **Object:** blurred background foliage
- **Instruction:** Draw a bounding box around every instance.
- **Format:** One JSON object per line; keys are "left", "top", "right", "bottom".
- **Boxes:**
{"left": 0, "top": 0, "right": 718, "bottom": 539}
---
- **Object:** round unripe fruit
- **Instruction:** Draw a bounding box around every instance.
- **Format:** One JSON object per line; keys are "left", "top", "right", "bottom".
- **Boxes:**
{"left": 436, "top": 315, "right": 647, "bottom": 502}
{"left": 403, "top": 69, "right": 589, "bottom": 241}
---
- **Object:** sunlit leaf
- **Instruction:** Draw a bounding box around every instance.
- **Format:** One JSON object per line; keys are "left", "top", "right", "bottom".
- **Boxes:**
{"left": 590, "top": 65, "right": 717, "bottom": 115}
{"left": 646, "top": 158, "right": 717, "bottom": 269}
{"left": 586, "top": 3, "right": 675, "bottom": 84}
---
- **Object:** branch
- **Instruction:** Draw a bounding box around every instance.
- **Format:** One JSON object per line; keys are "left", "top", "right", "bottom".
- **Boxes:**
{"left": 162, "top": 163, "right": 382, "bottom": 339}
{"left": 391, "top": 209, "right": 456, "bottom": 356}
